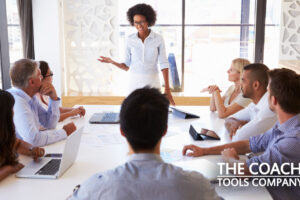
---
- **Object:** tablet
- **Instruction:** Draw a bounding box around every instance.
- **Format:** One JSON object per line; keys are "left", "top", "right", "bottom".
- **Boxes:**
{"left": 189, "top": 125, "right": 220, "bottom": 140}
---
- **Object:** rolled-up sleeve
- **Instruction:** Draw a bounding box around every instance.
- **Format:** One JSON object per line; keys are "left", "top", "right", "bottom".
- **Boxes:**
{"left": 231, "top": 105, "right": 251, "bottom": 121}
{"left": 157, "top": 37, "right": 169, "bottom": 71}
{"left": 37, "top": 97, "right": 60, "bottom": 129}
{"left": 123, "top": 40, "right": 131, "bottom": 67}
{"left": 232, "top": 115, "right": 276, "bottom": 141}
{"left": 248, "top": 128, "right": 273, "bottom": 153}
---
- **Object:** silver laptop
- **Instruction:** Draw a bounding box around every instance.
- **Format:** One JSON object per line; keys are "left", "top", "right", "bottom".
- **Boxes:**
{"left": 89, "top": 112, "right": 119, "bottom": 124}
{"left": 16, "top": 127, "right": 83, "bottom": 179}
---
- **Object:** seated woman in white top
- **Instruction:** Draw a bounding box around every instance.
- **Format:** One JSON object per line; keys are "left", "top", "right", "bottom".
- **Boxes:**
{"left": 98, "top": 3, "right": 175, "bottom": 105}
{"left": 202, "top": 58, "right": 252, "bottom": 118}
{"left": 38, "top": 61, "right": 86, "bottom": 122}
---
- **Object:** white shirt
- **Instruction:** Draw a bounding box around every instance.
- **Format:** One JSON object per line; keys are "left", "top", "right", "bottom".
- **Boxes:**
{"left": 230, "top": 92, "right": 277, "bottom": 141}
{"left": 123, "top": 30, "right": 169, "bottom": 93}
{"left": 8, "top": 87, "right": 67, "bottom": 146}
{"left": 123, "top": 30, "right": 169, "bottom": 75}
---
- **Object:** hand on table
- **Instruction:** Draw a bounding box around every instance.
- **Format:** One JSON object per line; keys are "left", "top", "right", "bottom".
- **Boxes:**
{"left": 70, "top": 106, "right": 86, "bottom": 117}
{"left": 182, "top": 144, "right": 205, "bottom": 157}
{"left": 221, "top": 148, "right": 239, "bottom": 162}
{"left": 7, "top": 163, "right": 24, "bottom": 174}
{"left": 63, "top": 122, "right": 77, "bottom": 136}
{"left": 30, "top": 147, "right": 45, "bottom": 161}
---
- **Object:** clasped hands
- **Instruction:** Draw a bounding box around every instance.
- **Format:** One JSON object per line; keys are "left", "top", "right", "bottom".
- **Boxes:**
{"left": 201, "top": 85, "right": 222, "bottom": 94}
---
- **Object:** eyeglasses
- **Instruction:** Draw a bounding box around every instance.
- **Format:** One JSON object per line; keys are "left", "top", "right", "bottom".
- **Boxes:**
{"left": 44, "top": 73, "right": 53, "bottom": 78}
{"left": 134, "top": 20, "right": 147, "bottom": 26}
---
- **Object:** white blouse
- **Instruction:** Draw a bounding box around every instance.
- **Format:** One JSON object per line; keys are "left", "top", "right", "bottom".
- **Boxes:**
{"left": 123, "top": 30, "right": 169, "bottom": 93}
{"left": 223, "top": 85, "right": 252, "bottom": 107}
{"left": 123, "top": 30, "right": 169, "bottom": 75}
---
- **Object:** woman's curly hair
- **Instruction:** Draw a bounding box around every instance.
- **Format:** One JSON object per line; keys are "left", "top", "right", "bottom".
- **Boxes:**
{"left": 127, "top": 4, "right": 157, "bottom": 27}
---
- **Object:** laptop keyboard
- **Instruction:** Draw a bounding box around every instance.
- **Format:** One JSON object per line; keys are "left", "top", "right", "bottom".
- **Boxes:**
{"left": 36, "top": 159, "right": 61, "bottom": 175}
{"left": 102, "top": 113, "right": 119, "bottom": 122}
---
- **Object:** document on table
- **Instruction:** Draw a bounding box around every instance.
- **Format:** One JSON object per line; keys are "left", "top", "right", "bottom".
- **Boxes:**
{"left": 81, "top": 133, "right": 126, "bottom": 147}
{"left": 160, "top": 148, "right": 192, "bottom": 163}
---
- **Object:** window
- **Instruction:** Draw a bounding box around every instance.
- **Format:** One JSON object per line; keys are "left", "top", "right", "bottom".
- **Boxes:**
{"left": 6, "top": 0, "right": 23, "bottom": 64}
{"left": 184, "top": 0, "right": 256, "bottom": 94}
{"left": 117, "top": 0, "right": 280, "bottom": 95}
{"left": 62, "top": 0, "right": 283, "bottom": 96}
{"left": 264, "top": 0, "right": 281, "bottom": 69}
{"left": 0, "top": 0, "right": 22, "bottom": 89}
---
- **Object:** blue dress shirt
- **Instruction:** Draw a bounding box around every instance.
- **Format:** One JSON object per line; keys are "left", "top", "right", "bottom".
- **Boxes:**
{"left": 246, "top": 114, "right": 300, "bottom": 199}
{"left": 8, "top": 87, "right": 67, "bottom": 146}
{"left": 70, "top": 153, "right": 220, "bottom": 200}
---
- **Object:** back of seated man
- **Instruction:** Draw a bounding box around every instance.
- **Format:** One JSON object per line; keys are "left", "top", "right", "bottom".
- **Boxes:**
{"left": 225, "top": 63, "right": 277, "bottom": 141}
{"left": 8, "top": 59, "right": 76, "bottom": 146}
{"left": 70, "top": 87, "right": 220, "bottom": 200}
{"left": 183, "top": 68, "right": 300, "bottom": 199}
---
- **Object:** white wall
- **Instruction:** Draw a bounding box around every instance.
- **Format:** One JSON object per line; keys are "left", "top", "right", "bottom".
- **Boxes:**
{"left": 32, "top": 0, "right": 64, "bottom": 96}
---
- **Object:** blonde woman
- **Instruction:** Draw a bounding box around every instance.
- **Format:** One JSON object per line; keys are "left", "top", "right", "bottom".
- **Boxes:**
{"left": 202, "top": 58, "right": 252, "bottom": 118}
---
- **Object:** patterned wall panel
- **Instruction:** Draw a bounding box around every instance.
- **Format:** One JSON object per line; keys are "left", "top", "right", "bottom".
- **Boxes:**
{"left": 63, "top": 0, "right": 126, "bottom": 95}
{"left": 280, "top": 0, "right": 300, "bottom": 60}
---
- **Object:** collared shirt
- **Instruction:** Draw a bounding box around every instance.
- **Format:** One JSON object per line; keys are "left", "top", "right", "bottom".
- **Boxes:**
{"left": 246, "top": 114, "right": 300, "bottom": 199}
{"left": 231, "top": 92, "right": 277, "bottom": 141}
{"left": 8, "top": 87, "right": 67, "bottom": 146}
{"left": 70, "top": 153, "right": 220, "bottom": 200}
{"left": 123, "top": 30, "right": 169, "bottom": 75}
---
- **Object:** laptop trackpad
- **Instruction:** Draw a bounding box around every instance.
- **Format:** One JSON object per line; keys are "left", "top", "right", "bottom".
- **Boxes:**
{"left": 17, "top": 158, "right": 52, "bottom": 176}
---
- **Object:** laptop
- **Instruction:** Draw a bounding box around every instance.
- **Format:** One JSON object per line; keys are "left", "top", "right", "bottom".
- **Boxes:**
{"left": 89, "top": 112, "right": 119, "bottom": 124}
{"left": 16, "top": 127, "right": 83, "bottom": 179}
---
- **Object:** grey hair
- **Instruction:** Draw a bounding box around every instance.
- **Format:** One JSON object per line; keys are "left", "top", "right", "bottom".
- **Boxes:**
{"left": 10, "top": 59, "right": 39, "bottom": 89}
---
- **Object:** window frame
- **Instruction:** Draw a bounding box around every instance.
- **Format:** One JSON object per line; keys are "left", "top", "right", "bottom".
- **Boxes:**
{"left": 0, "top": 0, "right": 11, "bottom": 90}
{"left": 119, "top": 0, "right": 271, "bottom": 92}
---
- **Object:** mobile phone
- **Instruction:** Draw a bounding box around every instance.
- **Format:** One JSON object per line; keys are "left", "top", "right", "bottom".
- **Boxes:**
{"left": 44, "top": 153, "right": 62, "bottom": 158}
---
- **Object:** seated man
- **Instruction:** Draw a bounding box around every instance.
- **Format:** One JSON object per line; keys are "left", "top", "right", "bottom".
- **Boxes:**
{"left": 225, "top": 63, "right": 277, "bottom": 141}
{"left": 183, "top": 68, "right": 300, "bottom": 199}
{"left": 70, "top": 87, "right": 220, "bottom": 200}
{"left": 8, "top": 59, "right": 76, "bottom": 146}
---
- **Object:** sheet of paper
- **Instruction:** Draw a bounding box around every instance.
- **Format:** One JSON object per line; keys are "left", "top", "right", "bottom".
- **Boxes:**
{"left": 81, "top": 133, "right": 126, "bottom": 147}
{"left": 160, "top": 149, "right": 193, "bottom": 163}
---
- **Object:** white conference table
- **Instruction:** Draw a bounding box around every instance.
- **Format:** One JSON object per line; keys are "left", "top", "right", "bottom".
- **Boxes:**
{"left": 0, "top": 105, "right": 272, "bottom": 200}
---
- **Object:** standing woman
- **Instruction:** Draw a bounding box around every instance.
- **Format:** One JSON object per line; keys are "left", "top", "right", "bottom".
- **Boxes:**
{"left": 0, "top": 90, "right": 45, "bottom": 181}
{"left": 98, "top": 3, "right": 175, "bottom": 105}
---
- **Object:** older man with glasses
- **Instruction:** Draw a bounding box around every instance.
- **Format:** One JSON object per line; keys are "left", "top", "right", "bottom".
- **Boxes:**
{"left": 8, "top": 59, "right": 76, "bottom": 146}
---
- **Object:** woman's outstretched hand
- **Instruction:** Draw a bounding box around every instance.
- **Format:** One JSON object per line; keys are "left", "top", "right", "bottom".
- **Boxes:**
{"left": 98, "top": 56, "right": 113, "bottom": 64}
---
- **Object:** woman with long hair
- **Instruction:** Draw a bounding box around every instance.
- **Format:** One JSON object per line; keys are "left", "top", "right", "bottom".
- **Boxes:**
{"left": 0, "top": 90, "right": 45, "bottom": 181}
